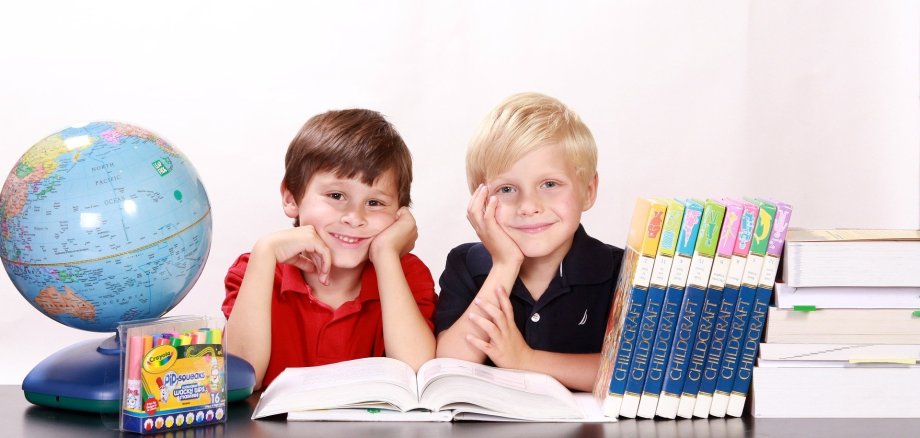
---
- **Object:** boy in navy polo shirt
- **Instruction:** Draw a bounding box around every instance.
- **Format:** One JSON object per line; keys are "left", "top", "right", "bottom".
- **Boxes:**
{"left": 223, "top": 109, "right": 437, "bottom": 389}
{"left": 435, "top": 93, "right": 623, "bottom": 391}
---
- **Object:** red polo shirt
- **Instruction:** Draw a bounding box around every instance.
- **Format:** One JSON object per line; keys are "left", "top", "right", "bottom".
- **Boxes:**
{"left": 222, "top": 253, "right": 437, "bottom": 388}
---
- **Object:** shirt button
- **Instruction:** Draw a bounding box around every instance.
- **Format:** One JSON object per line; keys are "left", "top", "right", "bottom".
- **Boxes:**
{"left": 531, "top": 313, "right": 541, "bottom": 323}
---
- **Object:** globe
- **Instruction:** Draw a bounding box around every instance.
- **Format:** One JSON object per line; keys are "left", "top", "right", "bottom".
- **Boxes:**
{"left": 0, "top": 121, "right": 212, "bottom": 333}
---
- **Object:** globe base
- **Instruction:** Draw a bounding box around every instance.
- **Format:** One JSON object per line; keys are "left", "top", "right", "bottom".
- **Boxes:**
{"left": 22, "top": 336, "right": 256, "bottom": 413}
{"left": 22, "top": 336, "right": 122, "bottom": 413}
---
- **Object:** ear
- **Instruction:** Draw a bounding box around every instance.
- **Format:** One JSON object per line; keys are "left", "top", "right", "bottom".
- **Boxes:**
{"left": 581, "top": 173, "right": 599, "bottom": 211}
{"left": 280, "top": 182, "right": 299, "bottom": 219}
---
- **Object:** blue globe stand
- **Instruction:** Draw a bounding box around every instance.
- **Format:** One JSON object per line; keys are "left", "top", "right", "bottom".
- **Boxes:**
{"left": 23, "top": 334, "right": 256, "bottom": 413}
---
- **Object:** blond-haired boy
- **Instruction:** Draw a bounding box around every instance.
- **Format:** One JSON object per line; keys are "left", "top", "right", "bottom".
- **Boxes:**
{"left": 435, "top": 93, "right": 623, "bottom": 391}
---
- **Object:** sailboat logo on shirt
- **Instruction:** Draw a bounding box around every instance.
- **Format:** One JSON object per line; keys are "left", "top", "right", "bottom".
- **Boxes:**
{"left": 578, "top": 309, "right": 588, "bottom": 326}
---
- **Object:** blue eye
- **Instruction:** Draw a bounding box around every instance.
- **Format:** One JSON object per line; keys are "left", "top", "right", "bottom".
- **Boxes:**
{"left": 497, "top": 186, "right": 515, "bottom": 194}
{"left": 542, "top": 181, "right": 559, "bottom": 188}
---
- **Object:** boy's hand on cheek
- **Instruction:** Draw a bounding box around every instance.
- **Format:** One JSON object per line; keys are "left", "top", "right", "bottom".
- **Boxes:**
{"left": 467, "top": 184, "right": 523, "bottom": 267}
{"left": 369, "top": 207, "right": 417, "bottom": 263}
{"left": 258, "top": 226, "right": 332, "bottom": 285}
{"left": 465, "top": 286, "right": 534, "bottom": 370}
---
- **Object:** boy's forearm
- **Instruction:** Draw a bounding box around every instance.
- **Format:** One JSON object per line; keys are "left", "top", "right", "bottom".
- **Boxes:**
{"left": 374, "top": 253, "right": 436, "bottom": 371}
{"left": 225, "top": 244, "right": 276, "bottom": 389}
{"left": 519, "top": 351, "right": 601, "bottom": 392}
{"left": 435, "top": 262, "right": 521, "bottom": 362}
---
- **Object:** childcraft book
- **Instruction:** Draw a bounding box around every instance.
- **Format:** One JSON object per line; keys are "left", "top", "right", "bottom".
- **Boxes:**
{"left": 251, "top": 357, "right": 612, "bottom": 422}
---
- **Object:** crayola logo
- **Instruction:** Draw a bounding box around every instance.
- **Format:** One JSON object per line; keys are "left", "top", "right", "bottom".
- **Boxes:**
{"left": 143, "top": 345, "right": 178, "bottom": 374}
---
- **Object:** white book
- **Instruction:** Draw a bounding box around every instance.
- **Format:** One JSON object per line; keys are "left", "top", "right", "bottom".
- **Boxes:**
{"left": 253, "top": 357, "right": 615, "bottom": 422}
{"left": 764, "top": 308, "right": 920, "bottom": 344}
{"left": 774, "top": 282, "right": 920, "bottom": 309}
{"left": 782, "top": 229, "right": 920, "bottom": 288}
{"left": 752, "top": 367, "right": 920, "bottom": 418}
{"left": 759, "top": 343, "right": 920, "bottom": 364}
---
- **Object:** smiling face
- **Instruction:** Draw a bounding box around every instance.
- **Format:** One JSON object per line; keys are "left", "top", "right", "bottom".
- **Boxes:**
{"left": 283, "top": 169, "right": 399, "bottom": 270}
{"left": 488, "top": 144, "right": 597, "bottom": 263}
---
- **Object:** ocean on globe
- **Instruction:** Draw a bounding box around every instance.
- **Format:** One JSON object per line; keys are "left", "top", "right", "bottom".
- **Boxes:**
{"left": 0, "top": 121, "right": 212, "bottom": 333}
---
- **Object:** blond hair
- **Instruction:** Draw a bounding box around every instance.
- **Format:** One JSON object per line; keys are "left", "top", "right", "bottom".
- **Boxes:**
{"left": 466, "top": 92, "right": 597, "bottom": 192}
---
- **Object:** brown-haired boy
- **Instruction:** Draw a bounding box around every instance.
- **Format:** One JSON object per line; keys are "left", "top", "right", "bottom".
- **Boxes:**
{"left": 223, "top": 109, "right": 436, "bottom": 389}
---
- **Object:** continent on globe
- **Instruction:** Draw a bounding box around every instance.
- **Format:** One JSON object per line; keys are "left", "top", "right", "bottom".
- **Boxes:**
{"left": 34, "top": 285, "right": 96, "bottom": 321}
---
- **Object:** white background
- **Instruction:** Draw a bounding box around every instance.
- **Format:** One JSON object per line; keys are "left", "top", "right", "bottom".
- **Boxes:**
{"left": 0, "top": 1, "right": 917, "bottom": 384}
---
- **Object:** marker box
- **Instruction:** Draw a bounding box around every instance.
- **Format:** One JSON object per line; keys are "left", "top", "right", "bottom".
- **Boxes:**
{"left": 118, "top": 316, "right": 226, "bottom": 434}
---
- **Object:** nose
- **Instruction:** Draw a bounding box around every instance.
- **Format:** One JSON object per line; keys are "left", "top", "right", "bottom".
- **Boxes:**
{"left": 516, "top": 191, "right": 542, "bottom": 216}
{"left": 341, "top": 204, "right": 367, "bottom": 227}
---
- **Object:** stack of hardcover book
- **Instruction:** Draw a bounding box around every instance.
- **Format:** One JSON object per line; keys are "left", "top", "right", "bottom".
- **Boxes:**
{"left": 593, "top": 197, "right": 792, "bottom": 419}
{"left": 752, "top": 229, "right": 920, "bottom": 418}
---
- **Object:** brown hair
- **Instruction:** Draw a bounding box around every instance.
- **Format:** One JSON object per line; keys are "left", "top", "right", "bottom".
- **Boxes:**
{"left": 282, "top": 109, "right": 413, "bottom": 215}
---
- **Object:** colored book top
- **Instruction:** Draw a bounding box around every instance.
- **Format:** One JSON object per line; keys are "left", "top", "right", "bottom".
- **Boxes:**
{"left": 667, "top": 199, "right": 705, "bottom": 289}
{"left": 725, "top": 199, "right": 759, "bottom": 289}
{"left": 716, "top": 200, "right": 744, "bottom": 259}
{"left": 746, "top": 197, "right": 777, "bottom": 258}
{"left": 635, "top": 199, "right": 669, "bottom": 288}
{"left": 658, "top": 199, "right": 686, "bottom": 258}
{"left": 650, "top": 199, "right": 686, "bottom": 288}
{"left": 766, "top": 200, "right": 793, "bottom": 258}
{"left": 695, "top": 200, "right": 726, "bottom": 258}
{"left": 641, "top": 201, "right": 669, "bottom": 257}
{"left": 707, "top": 200, "right": 744, "bottom": 290}
{"left": 740, "top": 197, "right": 777, "bottom": 288}
{"left": 758, "top": 199, "right": 793, "bottom": 288}
{"left": 626, "top": 198, "right": 656, "bottom": 252}
{"left": 675, "top": 199, "right": 705, "bottom": 258}
{"left": 732, "top": 200, "right": 759, "bottom": 257}
{"left": 687, "top": 200, "right": 725, "bottom": 289}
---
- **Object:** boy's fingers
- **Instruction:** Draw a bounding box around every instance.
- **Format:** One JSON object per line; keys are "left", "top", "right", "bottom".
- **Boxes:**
{"left": 495, "top": 286, "right": 513, "bottom": 318}
{"left": 465, "top": 334, "right": 492, "bottom": 354}
{"left": 467, "top": 185, "right": 488, "bottom": 221}
{"left": 468, "top": 311, "right": 499, "bottom": 339}
{"left": 484, "top": 195, "right": 498, "bottom": 224}
{"left": 473, "top": 298, "right": 505, "bottom": 332}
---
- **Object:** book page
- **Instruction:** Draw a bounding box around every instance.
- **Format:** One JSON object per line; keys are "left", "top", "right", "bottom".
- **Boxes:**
{"left": 415, "top": 358, "right": 583, "bottom": 420}
{"left": 251, "top": 357, "right": 419, "bottom": 419}
{"left": 786, "top": 229, "right": 920, "bottom": 242}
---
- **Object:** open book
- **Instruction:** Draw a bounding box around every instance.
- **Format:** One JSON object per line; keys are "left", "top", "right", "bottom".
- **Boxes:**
{"left": 251, "top": 357, "right": 612, "bottom": 422}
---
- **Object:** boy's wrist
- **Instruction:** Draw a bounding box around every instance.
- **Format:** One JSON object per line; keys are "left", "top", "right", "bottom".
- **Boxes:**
{"left": 251, "top": 237, "right": 281, "bottom": 263}
{"left": 369, "top": 245, "right": 400, "bottom": 263}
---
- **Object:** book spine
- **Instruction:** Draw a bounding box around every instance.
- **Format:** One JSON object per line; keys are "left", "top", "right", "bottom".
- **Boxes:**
{"left": 656, "top": 200, "right": 725, "bottom": 419}
{"left": 677, "top": 280, "right": 721, "bottom": 418}
{"left": 709, "top": 200, "right": 761, "bottom": 418}
{"left": 677, "top": 200, "right": 742, "bottom": 419}
{"left": 600, "top": 199, "right": 667, "bottom": 417}
{"left": 632, "top": 200, "right": 702, "bottom": 418}
{"left": 694, "top": 283, "right": 739, "bottom": 418}
{"left": 727, "top": 200, "right": 791, "bottom": 417}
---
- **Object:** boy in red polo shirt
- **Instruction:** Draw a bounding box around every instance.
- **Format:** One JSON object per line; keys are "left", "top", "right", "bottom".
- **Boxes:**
{"left": 222, "top": 109, "right": 436, "bottom": 389}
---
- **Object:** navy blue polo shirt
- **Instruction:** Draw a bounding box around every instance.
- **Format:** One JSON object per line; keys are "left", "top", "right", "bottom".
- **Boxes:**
{"left": 435, "top": 225, "right": 624, "bottom": 354}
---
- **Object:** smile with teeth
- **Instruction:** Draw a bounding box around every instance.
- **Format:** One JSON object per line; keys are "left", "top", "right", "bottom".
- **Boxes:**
{"left": 330, "top": 233, "right": 367, "bottom": 246}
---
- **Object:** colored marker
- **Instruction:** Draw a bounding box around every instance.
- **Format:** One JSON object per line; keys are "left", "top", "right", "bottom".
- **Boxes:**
{"left": 142, "top": 335, "right": 154, "bottom": 355}
{"left": 124, "top": 335, "right": 143, "bottom": 410}
{"left": 208, "top": 328, "right": 223, "bottom": 345}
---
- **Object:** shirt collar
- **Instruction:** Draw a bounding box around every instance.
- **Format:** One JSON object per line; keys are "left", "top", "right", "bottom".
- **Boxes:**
{"left": 278, "top": 262, "right": 381, "bottom": 304}
{"left": 467, "top": 224, "right": 616, "bottom": 286}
